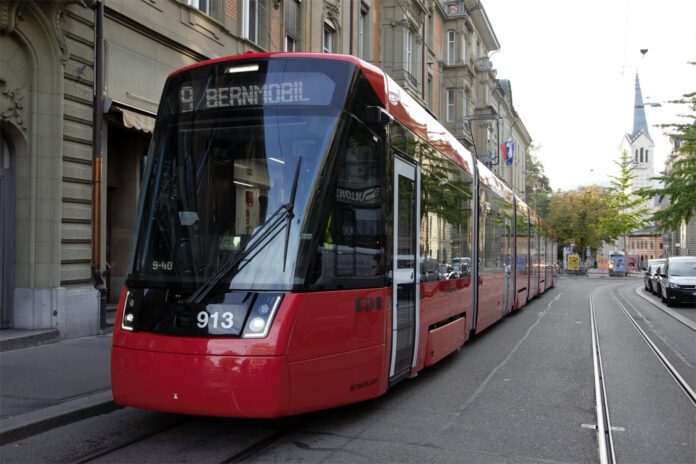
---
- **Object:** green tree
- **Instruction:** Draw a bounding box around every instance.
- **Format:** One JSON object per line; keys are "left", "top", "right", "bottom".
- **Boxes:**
{"left": 600, "top": 150, "right": 651, "bottom": 250}
{"left": 637, "top": 88, "right": 696, "bottom": 230}
{"left": 546, "top": 186, "right": 614, "bottom": 259}
{"left": 525, "top": 144, "right": 552, "bottom": 218}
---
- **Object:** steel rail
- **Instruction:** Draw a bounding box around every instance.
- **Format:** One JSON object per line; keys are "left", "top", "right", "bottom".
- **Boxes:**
{"left": 589, "top": 289, "right": 617, "bottom": 464}
{"left": 612, "top": 289, "right": 696, "bottom": 407}
{"left": 634, "top": 286, "right": 696, "bottom": 332}
{"left": 69, "top": 417, "right": 190, "bottom": 464}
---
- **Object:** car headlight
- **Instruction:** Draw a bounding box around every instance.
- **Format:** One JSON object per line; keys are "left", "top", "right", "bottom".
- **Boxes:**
{"left": 668, "top": 282, "right": 680, "bottom": 289}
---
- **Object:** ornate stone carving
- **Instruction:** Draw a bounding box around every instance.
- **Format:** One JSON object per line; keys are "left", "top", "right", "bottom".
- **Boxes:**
{"left": 324, "top": 0, "right": 341, "bottom": 28}
{"left": 0, "top": 2, "right": 19, "bottom": 35}
{"left": 0, "top": 78, "right": 27, "bottom": 133}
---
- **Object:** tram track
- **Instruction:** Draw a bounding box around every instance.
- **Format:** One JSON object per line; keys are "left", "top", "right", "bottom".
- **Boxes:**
{"left": 69, "top": 412, "right": 311, "bottom": 464}
{"left": 589, "top": 283, "right": 696, "bottom": 464}
{"left": 589, "top": 288, "right": 617, "bottom": 464}
{"left": 634, "top": 286, "right": 696, "bottom": 332}
{"left": 69, "top": 416, "right": 192, "bottom": 464}
{"left": 610, "top": 288, "right": 696, "bottom": 406}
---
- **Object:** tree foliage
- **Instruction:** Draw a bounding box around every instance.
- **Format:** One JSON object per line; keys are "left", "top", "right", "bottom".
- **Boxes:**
{"left": 525, "top": 144, "right": 552, "bottom": 218}
{"left": 637, "top": 87, "right": 696, "bottom": 230}
{"left": 600, "top": 149, "right": 651, "bottom": 241}
{"left": 545, "top": 186, "right": 614, "bottom": 258}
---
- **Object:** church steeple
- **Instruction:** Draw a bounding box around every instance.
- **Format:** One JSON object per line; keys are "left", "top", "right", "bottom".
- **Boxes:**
{"left": 632, "top": 73, "right": 650, "bottom": 138}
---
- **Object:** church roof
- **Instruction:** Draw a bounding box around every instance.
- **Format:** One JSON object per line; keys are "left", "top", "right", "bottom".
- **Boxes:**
{"left": 631, "top": 73, "right": 652, "bottom": 140}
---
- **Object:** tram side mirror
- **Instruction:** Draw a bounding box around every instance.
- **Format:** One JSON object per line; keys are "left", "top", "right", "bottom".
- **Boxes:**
{"left": 364, "top": 106, "right": 393, "bottom": 129}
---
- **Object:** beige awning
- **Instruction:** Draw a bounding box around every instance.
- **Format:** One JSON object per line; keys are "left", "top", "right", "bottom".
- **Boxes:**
{"left": 121, "top": 108, "right": 155, "bottom": 133}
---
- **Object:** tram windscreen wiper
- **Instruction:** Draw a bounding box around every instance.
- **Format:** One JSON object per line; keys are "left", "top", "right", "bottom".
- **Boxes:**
{"left": 186, "top": 160, "right": 301, "bottom": 305}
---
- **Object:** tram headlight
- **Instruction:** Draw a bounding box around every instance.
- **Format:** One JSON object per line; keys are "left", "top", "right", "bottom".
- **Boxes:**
{"left": 121, "top": 291, "right": 136, "bottom": 332}
{"left": 242, "top": 294, "right": 283, "bottom": 338}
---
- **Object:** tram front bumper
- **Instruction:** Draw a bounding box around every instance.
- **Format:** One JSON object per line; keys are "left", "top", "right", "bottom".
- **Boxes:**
{"left": 112, "top": 346, "right": 290, "bottom": 418}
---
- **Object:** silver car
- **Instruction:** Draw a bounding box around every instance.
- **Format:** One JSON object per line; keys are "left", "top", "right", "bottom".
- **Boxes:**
{"left": 658, "top": 256, "right": 696, "bottom": 307}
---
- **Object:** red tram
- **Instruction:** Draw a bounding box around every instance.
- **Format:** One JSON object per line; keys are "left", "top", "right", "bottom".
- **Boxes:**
{"left": 111, "top": 53, "right": 557, "bottom": 418}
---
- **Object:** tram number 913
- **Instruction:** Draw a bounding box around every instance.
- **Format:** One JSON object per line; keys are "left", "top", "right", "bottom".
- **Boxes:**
{"left": 197, "top": 311, "right": 234, "bottom": 330}
{"left": 196, "top": 304, "right": 246, "bottom": 335}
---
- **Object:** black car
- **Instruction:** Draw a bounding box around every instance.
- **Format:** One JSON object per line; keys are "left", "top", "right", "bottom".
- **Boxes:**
{"left": 644, "top": 259, "right": 665, "bottom": 294}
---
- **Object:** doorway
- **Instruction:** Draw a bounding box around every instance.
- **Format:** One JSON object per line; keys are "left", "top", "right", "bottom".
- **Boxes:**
{"left": 390, "top": 157, "right": 420, "bottom": 383}
{"left": 1, "top": 134, "right": 15, "bottom": 328}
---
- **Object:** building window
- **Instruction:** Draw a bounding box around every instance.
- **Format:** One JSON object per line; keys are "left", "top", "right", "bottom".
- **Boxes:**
{"left": 358, "top": 4, "right": 370, "bottom": 60}
{"left": 635, "top": 149, "right": 638, "bottom": 163}
{"left": 284, "top": 0, "right": 300, "bottom": 51}
{"left": 645, "top": 150, "right": 649, "bottom": 163}
{"left": 447, "top": 30, "right": 456, "bottom": 65}
{"left": 427, "top": 75, "right": 433, "bottom": 109}
{"left": 446, "top": 88, "right": 455, "bottom": 122}
{"left": 404, "top": 29, "right": 413, "bottom": 75}
{"left": 242, "top": 0, "right": 259, "bottom": 43}
{"left": 188, "top": 0, "right": 211, "bottom": 15}
{"left": 460, "top": 32, "right": 467, "bottom": 63}
{"left": 463, "top": 89, "right": 470, "bottom": 118}
{"left": 323, "top": 22, "right": 335, "bottom": 53}
{"left": 428, "top": 11, "right": 434, "bottom": 47}
{"left": 640, "top": 147, "right": 644, "bottom": 163}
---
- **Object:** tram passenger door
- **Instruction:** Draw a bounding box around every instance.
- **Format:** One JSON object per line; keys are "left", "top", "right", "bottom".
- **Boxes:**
{"left": 390, "top": 158, "right": 420, "bottom": 383}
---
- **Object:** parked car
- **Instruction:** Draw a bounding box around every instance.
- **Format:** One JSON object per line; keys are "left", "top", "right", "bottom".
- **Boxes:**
{"left": 644, "top": 259, "right": 666, "bottom": 294}
{"left": 654, "top": 264, "right": 665, "bottom": 297}
{"left": 658, "top": 256, "right": 696, "bottom": 307}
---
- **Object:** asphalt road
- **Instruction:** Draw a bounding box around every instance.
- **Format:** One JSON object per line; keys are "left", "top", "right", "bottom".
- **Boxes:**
{"left": 1, "top": 276, "right": 693, "bottom": 463}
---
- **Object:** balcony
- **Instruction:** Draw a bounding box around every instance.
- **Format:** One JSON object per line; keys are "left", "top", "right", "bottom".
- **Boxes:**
{"left": 475, "top": 56, "right": 493, "bottom": 72}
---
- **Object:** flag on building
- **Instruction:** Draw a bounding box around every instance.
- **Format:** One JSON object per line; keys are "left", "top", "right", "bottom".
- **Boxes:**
{"left": 504, "top": 139, "right": 514, "bottom": 166}
{"left": 500, "top": 139, "right": 514, "bottom": 165}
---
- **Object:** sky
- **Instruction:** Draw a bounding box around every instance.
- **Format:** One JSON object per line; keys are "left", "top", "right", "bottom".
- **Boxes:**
{"left": 482, "top": 0, "right": 696, "bottom": 191}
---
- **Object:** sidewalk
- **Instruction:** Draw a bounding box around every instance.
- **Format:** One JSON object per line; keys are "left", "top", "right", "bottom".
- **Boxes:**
{"left": 0, "top": 330, "right": 116, "bottom": 444}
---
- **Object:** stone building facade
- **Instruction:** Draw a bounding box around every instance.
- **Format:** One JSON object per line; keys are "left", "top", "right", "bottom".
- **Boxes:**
{"left": 1, "top": 1, "right": 99, "bottom": 336}
{"left": 0, "top": 0, "right": 531, "bottom": 337}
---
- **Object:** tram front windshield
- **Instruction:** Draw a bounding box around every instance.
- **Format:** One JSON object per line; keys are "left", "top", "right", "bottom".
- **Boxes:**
{"left": 128, "top": 59, "right": 356, "bottom": 291}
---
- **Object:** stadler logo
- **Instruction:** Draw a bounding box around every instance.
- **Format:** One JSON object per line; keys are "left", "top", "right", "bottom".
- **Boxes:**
{"left": 336, "top": 187, "right": 381, "bottom": 204}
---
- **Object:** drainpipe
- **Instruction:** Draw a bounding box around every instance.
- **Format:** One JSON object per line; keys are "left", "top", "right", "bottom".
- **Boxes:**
{"left": 92, "top": 0, "right": 106, "bottom": 331}
{"left": 349, "top": 0, "right": 354, "bottom": 55}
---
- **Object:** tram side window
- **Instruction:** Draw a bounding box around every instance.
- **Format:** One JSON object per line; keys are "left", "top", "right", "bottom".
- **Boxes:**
{"left": 420, "top": 146, "right": 473, "bottom": 280}
{"left": 529, "top": 221, "right": 539, "bottom": 271}
{"left": 479, "top": 186, "right": 512, "bottom": 273}
{"left": 306, "top": 118, "right": 386, "bottom": 289}
{"left": 515, "top": 210, "right": 529, "bottom": 271}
